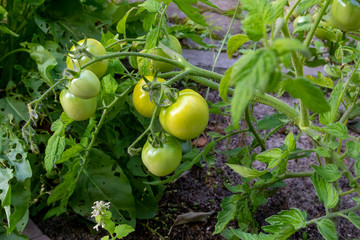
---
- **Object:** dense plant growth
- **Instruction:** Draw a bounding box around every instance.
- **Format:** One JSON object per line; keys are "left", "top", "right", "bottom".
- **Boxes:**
{"left": 2, "top": 0, "right": 360, "bottom": 239}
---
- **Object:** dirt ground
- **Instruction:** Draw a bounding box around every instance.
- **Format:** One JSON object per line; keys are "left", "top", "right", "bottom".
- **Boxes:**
{"left": 33, "top": 87, "right": 360, "bottom": 240}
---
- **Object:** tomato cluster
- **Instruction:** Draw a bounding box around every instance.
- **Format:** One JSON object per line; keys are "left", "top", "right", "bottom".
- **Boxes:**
{"left": 61, "top": 38, "right": 108, "bottom": 121}
{"left": 133, "top": 76, "right": 209, "bottom": 176}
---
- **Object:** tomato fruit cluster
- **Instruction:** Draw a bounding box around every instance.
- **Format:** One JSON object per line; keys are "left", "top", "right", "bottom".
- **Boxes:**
{"left": 330, "top": 0, "right": 360, "bottom": 32}
{"left": 66, "top": 38, "right": 108, "bottom": 78}
{"left": 61, "top": 38, "right": 108, "bottom": 121}
{"left": 159, "top": 89, "right": 209, "bottom": 140}
{"left": 152, "top": 35, "right": 182, "bottom": 72}
{"left": 141, "top": 135, "right": 182, "bottom": 176}
{"left": 132, "top": 76, "right": 166, "bottom": 118}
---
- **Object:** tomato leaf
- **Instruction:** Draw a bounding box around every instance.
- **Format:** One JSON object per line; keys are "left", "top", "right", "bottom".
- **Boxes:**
{"left": 346, "top": 212, "right": 360, "bottom": 230}
{"left": 230, "top": 49, "right": 277, "bottom": 128}
{"left": 139, "top": 0, "right": 161, "bottom": 13}
{"left": 262, "top": 208, "right": 307, "bottom": 234}
{"left": 230, "top": 228, "right": 275, "bottom": 240}
{"left": 311, "top": 173, "right": 339, "bottom": 209}
{"left": 317, "top": 219, "right": 338, "bottom": 240}
{"left": 0, "top": 97, "right": 29, "bottom": 123}
{"left": 23, "top": 43, "right": 57, "bottom": 86}
{"left": 219, "top": 66, "right": 233, "bottom": 102}
{"left": 69, "top": 149, "right": 136, "bottom": 226}
{"left": 305, "top": 72, "right": 334, "bottom": 89}
{"left": 297, "top": 0, "right": 321, "bottom": 14}
{"left": 116, "top": 7, "right": 137, "bottom": 36}
{"left": 271, "top": 38, "right": 310, "bottom": 58}
{"left": 241, "top": 0, "right": 288, "bottom": 41}
{"left": 281, "top": 77, "right": 331, "bottom": 113}
{"left": 324, "top": 122, "right": 349, "bottom": 140}
{"left": 227, "top": 164, "right": 267, "bottom": 178}
{"left": 226, "top": 34, "right": 249, "bottom": 59}
{"left": 256, "top": 148, "right": 284, "bottom": 169}
{"left": 311, "top": 164, "right": 342, "bottom": 182}
{"left": 346, "top": 141, "right": 360, "bottom": 160}
{"left": 172, "top": 0, "right": 209, "bottom": 26}
{"left": 213, "top": 195, "right": 241, "bottom": 234}
{"left": 0, "top": 168, "right": 13, "bottom": 207}
{"left": 319, "top": 80, "right": 342, "bottom": 125}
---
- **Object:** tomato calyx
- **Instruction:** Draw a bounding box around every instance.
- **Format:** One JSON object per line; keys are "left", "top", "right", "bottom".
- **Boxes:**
{"left": 141, "top": 75, "right": 179, "bottom": 108}
{"left": 68, "top": 38, "right": 94, "bottom": 62}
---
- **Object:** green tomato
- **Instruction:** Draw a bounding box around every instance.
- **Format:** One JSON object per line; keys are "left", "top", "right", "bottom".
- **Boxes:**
{"left": 152, "top": 35, "right": 182, "bottom": 72}
{"left": 314, "top": 21, "right": 332, "bottom": 40}
{"left": 66, "top": 38, "right": 108, "bottom": 78}
{"left": 132, "top": 76, "right": 166, "bottom": 118}
{"left": 330, "top": 0, "right": 360, "bottom": 32}
{"left": 60, "top": 89, "right": 97, "bottom": 121}
{"left": 68, "top": 69, "right": 100, "bottom": 99}
{"left": 141, "top": 135, "right": 182, "bottom": 176}
{"left": 293, "top": 15, "right": 311, "bottom": 30}
{"left": 159, "top": 89, "right": 209, "bottom": 140}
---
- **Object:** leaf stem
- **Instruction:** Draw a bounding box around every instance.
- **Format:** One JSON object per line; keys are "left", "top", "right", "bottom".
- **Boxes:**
{"left": 306, "top": 205, "right": 360, "bottom": 225}
{"left": 245, "top": 105, "right": 266, "bottom": 151}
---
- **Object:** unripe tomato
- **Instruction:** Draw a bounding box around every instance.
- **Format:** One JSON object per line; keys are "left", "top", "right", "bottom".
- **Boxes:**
{"left": 68, "top": 69, "right": 100, "bottom": 99}
{"left": 152, "top": 35, "right": 182, "bottom": 72}
{"left": 132, "top": 76, "right": 166, "bottom": 118}
{"left": 159, "top": 89, "right": 209, "bottom": 140}
{"left": 141, "top": 135, "right": 182, "bottom": 176}
{"left": 293, "top": 16, "right": 311, "bottom": 30}
{"left": 330, "top": 0, "right": 360, "bottom": 32}
{"left": 314, "top": 21, "right": 332, "bottom": 40}
{"left": 60, "top": 89, "right": 97, "bottom": 121}
{"left": 66, "top": 38, "right": 108, "bottom": 78}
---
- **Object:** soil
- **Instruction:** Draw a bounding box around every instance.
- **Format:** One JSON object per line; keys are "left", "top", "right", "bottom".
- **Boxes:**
{"left": 33, "top": 88, "right": 360, "bottom": 240}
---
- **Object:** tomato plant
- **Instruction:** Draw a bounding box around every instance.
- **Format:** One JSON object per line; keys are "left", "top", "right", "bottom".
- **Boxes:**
{"left": 132, "top": 76, "right": 166, "bottom": 118}
{"left": 141, "top": 135, "right": 182, "bottom": 176}
{"left": 330, "top": 0, "right": 360, "bottom": 32}
{"left": 68, "top": 69, "right": 100, "bottom": 99}
{"left": 152, "top": 35, "right": 182, "bottom": 72}
{"left": 159, "top": 89, "right": 209, "bottom": 140}
{"left": 66, "top": 38, "right": 108, "bottom": 78}
{"left": 60, "top": 89, "right": 97, "bottom": 121}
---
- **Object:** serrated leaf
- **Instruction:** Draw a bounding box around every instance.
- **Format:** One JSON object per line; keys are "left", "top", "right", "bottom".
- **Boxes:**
{"left": 139, "top": 0, "right": 161, "bottom": 13}
{"left": 214, "top": 195, "right": 240, "bottom": 234}
{"left": 0, "top": 168, "right": 13, "bottom": 207}
{"left": 346, "top": 141, "right": 360, "bottom": 160}
{"left": 262, "top": 208, "right": 307, "bottom": 234}
{"left": 70, "top": 149, "right": 136, "bottom": 226}
{"left": 230, "top": 228, "right": 275, "bottom": 240}
{"left": 25, "top": 43, "right": 57, "bottom": 86}
{"left": 282, "top": 77, "right": 330, "bottom": 113}
{"left": 227, "top": 164, "right": 267, "bottom": 178}
{"left": 324, "top": 122, "right": 349, "bottom": 140}
{"left": 257, "top": 113, "right": 289, "bottom": 130}
{"left": 102, "top": 74, "right": 118, "bottom": 95}
{"left": 47, "top": 160, "right": 80, "bottom": 204}
{"left": 0, "top": 97, "right": 29, "bottom": 123}
{"left": 311, "top": 164, "right": 342, "bottom": 182}
{"left": 256, "top": 148, "right": 284, "bottom": 169}
{"left": 230, "top": 50, "right": 277, "bottom": 128}
{"left": 297, "top": 0, "right": 321, "bottom": 14}
{"left": 116, "top": 7, "right": 136, "bottom": 35}
{"left": 315, "top": 147, "right": 331, "bottom": 158}
{"left": 311, "top": 173, "right": 339, "bottom": 208}
{"left": 319, "top": 80, "right": 342, "bottom": 125}
{"left": 284, "top": 132, "right": 296, "bottom": 152}
{"left": 317, "top": 219, "right": 338, "bottom": 240}
{"left": 272, "top": 38, "right": 310, "bottom": 57}
{"left": 58, "top": 144, "right": 84, "bottom": 164}
{"left": 346, "top": 212, "right": 360, "bottom": 230}
{"left": 114, "top": 224, "right": 135, "bottom": 239}
{"left": 172, "top": 0, "right": 208, "bottom": 26}
{"left": 5, "top": 139, "right": 32, "bottom": 182}
{"left": 44, "top": 123, "right": 66, "bottom": 173}
{"left": 308, "top": 71, "right": 334, "bottom": 89}
{"left": 227, "top": 34, "right": 249, "bottom": 59}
